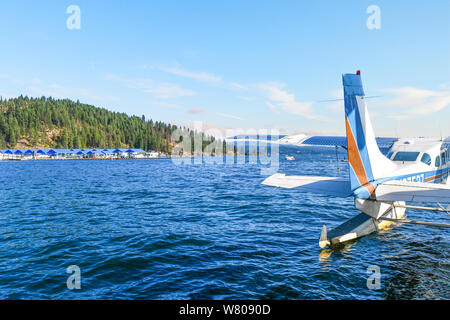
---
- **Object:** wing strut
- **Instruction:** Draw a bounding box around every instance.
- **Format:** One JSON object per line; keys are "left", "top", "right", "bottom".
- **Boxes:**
{"left": 378, "top": 217, "right": 450, "bottom": 228}
{"left": 393, "top": 203, "right": 449, "bottom": 213}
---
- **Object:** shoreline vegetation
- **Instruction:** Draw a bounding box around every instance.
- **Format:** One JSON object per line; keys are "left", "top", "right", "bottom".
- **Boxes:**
{"left": 0, "top": 96, "right": 270, "bottom": 162}
{"left": 0, "top": 96, "right": 220, "bottom": 154}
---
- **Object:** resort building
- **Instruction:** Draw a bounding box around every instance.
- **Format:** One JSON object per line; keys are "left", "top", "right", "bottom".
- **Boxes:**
{"left": 0, "top": 148, "right": 148, "bottom": 160}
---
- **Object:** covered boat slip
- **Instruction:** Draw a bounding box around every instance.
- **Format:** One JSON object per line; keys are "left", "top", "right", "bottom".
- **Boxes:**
{"left": 0, "top": 148, "right": 146, "bottom": 160}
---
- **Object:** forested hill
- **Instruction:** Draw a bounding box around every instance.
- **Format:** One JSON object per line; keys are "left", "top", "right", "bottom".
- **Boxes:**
{"left": 0, "top": 96, "right": 178, "bottom": 152}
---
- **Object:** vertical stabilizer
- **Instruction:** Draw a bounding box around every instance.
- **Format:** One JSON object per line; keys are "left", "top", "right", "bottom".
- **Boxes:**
{"left": 343, "top": 71, "right": 396, "bottom": 197}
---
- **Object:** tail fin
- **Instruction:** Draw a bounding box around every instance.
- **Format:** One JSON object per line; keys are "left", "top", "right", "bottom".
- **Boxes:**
{"left": 343, "top": 71, "right": 396, "bottom": 195}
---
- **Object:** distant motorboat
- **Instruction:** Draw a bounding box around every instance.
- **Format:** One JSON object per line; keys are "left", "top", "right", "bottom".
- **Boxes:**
{"left": 285, "top": 155, "right": 295, "bottom": 161}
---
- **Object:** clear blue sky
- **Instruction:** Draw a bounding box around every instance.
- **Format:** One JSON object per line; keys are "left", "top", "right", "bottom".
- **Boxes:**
{"left": 0, "top": 0, "right": 449, "bottom": 137}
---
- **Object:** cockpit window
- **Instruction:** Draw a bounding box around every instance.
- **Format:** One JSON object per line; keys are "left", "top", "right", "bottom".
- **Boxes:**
{"left": 435, "top": 156, "right": 441, "bottom": 167}
{"left": 420, "top": 153, "right": 431, "bottom": 166}
{"left": 393, "top": 151, "right": 420, "bottom": 162}
{"left": 386, "top": 152, "right": 394, "bottom": 159}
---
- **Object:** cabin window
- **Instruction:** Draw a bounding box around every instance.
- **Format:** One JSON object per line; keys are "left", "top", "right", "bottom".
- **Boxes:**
{"left": 393, "top": 151, "right": 420, "bottom": 162}
{"left": 442, "top": 152, "right": 446, "bottom": 165}
{"left": 435, "top": 156, "right": 440, "bottom": 167}
{"left": 420, "top": 153, "right": 431, "bottom": 166}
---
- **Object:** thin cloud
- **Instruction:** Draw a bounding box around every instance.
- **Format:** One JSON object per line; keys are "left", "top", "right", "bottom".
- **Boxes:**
{"left": 105, "top": 73, "right": 195, "bottom": 99}
{"left": 145, "top": 84, "right": 195, "bottom": 99}
{"left": 327, "top": 101, "right": 343, "bottom": 112}
{"left": 187, "top": 108, "right": 205, "bottom": 114}
{"left": 160, "top": 66, "right": 222, "bottom": 84}
{"left": 439, "top": 83, "right": 450, "bottom": 90}
{"left": 237, "top": 96, "right": 256, "bottom": 102}
{"left": 256, "top": 82, "right": 326, "bottom": 121}
{"left": 266, "top": 101, "right": 280, "bottom": 114}
{"left": 387, "top": 114, "right": 412, "bottom": 121}
{"left": 321, "top": 86, "right": 449, "bottom": 119}
{"left": 104, "top": 73, "right": 151, "bottom": 90}
{"left": 152, "top": 101, "right": 180, "bottom": 109}
{"left": 324, "top": 89, "right": 344, "bottom": 112}
{"left": 230, "top": 82, "right": 248, "bottom": 91}
{"left": 216, "top": 112, "right": 245, "bottom": 121}
{"left": 378, "top": 86, "right": 450, "bottom": 119}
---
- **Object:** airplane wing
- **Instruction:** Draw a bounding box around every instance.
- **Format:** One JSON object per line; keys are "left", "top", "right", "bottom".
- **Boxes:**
{"left": 375, "top": 180, "right": 450, "bottom": 203}
{"left": 262, "top": 174, "right": 352, "bottom": 197}
{"left": 278, "top": 135, "right": 398, "bottom": 150}
{"left": 262, "top": 174, "right": 450, "bottom": 202}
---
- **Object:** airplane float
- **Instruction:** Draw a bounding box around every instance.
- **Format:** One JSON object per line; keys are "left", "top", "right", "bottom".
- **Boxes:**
{"left": 262, "top": 71, "right": 450, "bottom": 248}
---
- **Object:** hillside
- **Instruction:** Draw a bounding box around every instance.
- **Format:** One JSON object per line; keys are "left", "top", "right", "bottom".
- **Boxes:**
{"left": 0, "top": 96, "right": 179, "bottom": 152}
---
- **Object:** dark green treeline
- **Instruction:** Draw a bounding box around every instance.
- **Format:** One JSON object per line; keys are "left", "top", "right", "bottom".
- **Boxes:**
{"left": 0, "top": 96, "right": 178, "bottom": 152}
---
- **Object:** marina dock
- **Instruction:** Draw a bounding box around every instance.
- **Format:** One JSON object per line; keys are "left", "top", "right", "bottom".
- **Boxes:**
{"left": 0, "top": 148, "right": 167, "bottom": 161}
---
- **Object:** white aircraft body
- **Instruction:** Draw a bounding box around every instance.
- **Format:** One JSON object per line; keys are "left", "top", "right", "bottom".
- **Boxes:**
{"left": 262, "top": 71, "right": 450, "bottom": 248}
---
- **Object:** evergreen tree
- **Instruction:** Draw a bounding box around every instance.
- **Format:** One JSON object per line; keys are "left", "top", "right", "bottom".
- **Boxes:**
{"left": 0, "top": 96, "right": 220, "bottom": 152}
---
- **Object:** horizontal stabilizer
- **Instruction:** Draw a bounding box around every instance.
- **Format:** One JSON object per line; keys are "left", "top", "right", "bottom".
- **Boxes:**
{"left": 375, "top": 180, "right": 450, "bottom": 203}
{"left": 262, "top": 173, "right": 351, "bottom": 197}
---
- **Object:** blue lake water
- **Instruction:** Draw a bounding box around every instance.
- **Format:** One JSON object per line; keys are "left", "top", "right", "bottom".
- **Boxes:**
{"left": 0, "top": 148, "right": 448, "bottom": 299}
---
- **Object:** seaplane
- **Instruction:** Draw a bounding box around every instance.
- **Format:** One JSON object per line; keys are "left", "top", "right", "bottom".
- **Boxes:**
{"left": 262, "top": 70, "right": 450, "bottom": 248}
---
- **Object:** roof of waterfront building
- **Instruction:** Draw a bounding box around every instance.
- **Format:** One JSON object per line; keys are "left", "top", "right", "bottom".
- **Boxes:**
{"left": 0, "top": 148, "right": 146, "bottom": 155}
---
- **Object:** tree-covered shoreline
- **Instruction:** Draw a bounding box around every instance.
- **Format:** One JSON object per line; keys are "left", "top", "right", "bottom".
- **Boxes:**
{"left": 0, "top": 96, "right": 178, "bottom": 152}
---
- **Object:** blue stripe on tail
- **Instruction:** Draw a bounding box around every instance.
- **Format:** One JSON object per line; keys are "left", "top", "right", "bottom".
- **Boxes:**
{"left": 343, "top": 72, "right": 374, "bottom": 189}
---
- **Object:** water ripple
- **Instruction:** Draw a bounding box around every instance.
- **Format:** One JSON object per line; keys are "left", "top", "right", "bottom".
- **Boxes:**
{"left": 0, "top": 151, "right": 448, "bottom": 299}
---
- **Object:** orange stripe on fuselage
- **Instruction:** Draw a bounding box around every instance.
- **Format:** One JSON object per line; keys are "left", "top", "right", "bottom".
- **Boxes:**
{"left": 345, "top": 116, "right": 368, "bottom": 186}
{"left": 425, "top": 170, "right": 448, "bottom": 183}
